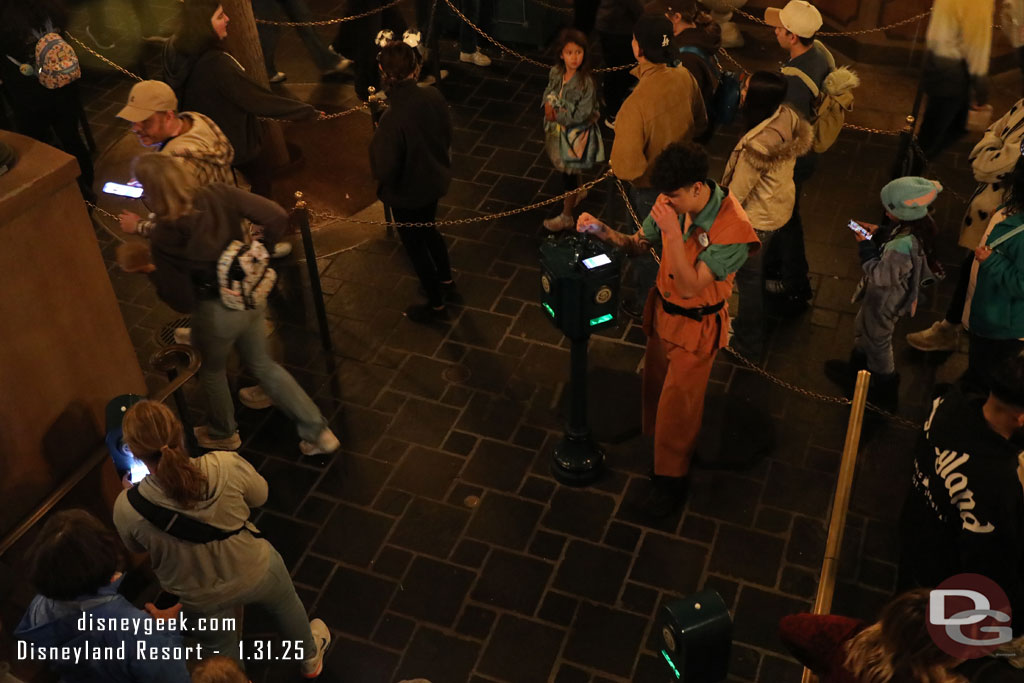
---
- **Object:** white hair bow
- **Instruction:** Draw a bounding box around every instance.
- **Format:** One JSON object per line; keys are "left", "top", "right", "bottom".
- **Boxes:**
{"left": 402, "top": 30, "right": 422, "bottom": 48}
{"left": 374, "top": 29, "right": 395, "bottom": 47}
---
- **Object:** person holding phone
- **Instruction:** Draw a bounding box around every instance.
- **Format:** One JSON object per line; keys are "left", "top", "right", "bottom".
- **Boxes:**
{"left": 824, "top": 177, "right": 944, "bottom": 406}
{"left": 577, "top": 142, "right": 757, "bottom": 518}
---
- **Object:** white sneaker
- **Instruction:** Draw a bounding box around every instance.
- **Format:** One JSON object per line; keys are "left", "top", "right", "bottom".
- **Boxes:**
{"left": 543, "top": 214, "right": 574, "bottom": 232}
{"left": 193, "top": 426, "right": 242, "bottom": 451}
{"left": 239, "top": 386, "right": 273, "bottom": 410}
{"left": 300, "top": 618, "right": 331, "bottom": 678}
{"left": 271, "top": 241, "right": 293, "bottom": 258}
{"left": 459, "top": 49, "right": 491, "bottom": 67}
{"left": 906, "top": 320, "right": 959, "bottom": 352}
{"left": 300, "top": 429, "right": 340, "bottom": 456}
{"left": 269, "top": 71, "right": 287, "bottom": 83}
{"left": 173, "top": 327, "right": 192, "bottom": 345}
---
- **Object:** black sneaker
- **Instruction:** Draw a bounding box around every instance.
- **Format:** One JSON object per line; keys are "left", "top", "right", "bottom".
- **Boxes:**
{"left": 404, "top": 303, "right": 448, "bottom": 324}
{"left": 416, "top": 281, "right": 460, "bottom": 302}
{"left": 637, "top": 476, "right": 688, "bottom": 519}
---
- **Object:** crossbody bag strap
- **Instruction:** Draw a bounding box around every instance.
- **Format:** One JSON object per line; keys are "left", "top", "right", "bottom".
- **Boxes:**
{"left": 780, "top": 65, "right": 820, "bottom": 99}
{"left": 126, "top": 485, "right": 261, "bottom": 544}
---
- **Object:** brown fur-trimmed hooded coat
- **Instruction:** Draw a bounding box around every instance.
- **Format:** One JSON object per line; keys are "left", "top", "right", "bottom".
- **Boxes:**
{"left": 721, "top": 105, "right": 814, "bottom": 230}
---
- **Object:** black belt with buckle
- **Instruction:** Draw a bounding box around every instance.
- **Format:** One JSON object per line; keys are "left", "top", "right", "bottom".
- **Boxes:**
{"left": 659, "top": 294, "right": 724, "bottom": 321}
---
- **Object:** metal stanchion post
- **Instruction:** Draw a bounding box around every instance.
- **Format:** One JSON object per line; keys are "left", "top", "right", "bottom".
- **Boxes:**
{"left": 800, "top": 369, "right": 871, "bottom": 683}
{"left": 293, "top": 191, "right": 333, "bottom": 352}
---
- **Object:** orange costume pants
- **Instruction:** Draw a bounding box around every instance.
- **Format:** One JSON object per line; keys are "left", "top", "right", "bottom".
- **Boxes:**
{"left": 642, "top": 317, "right": 720, "bottom": 478}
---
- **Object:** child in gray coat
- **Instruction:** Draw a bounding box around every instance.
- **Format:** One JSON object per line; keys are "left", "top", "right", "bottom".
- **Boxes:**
{"left": 825, "top": 177, "right": 944, "bottom": 404}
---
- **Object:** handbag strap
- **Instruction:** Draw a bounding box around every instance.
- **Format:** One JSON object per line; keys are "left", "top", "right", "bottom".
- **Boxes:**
{"left": 989, "top": 219, "right": 1024, "bottom": 249}
{"left": 126, "top": 485, "right": 260, "bottom": 544}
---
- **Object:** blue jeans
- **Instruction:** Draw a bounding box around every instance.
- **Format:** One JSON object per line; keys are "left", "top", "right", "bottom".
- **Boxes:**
{"left": 191, "top": 300, "right": 327, "bottom": 442}
{"left": 184, "top": 548, "right": 315, "bottom": 664}
{"left": 253, "top": 0, "right": 338, "bottom": 73}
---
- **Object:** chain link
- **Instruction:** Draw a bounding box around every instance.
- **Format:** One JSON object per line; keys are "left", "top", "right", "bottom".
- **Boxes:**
{"left": 261, "top": 102, "right": 370, "bottom": 123}
{"left": 614, "top": 177, "right": 662, "bottom": 264}
{"left": 720, "top": 347, "right": 921, "bottom": 428}
{"left": 254, "top": 0, "right": 403, "bottom": 26}
{"left": 86, "top": 202, "right": 129, "bottom": 243}
{"left": 439, "top": 0, "right": 634, "bottom": 72}
{"left": 733, "top": 8, "right": 931, "bottom": 36}
{"left": 66, "top": 32, "right": 143, "bottom": 81}
{"left": 524, "top": 0, "right": 573, "bottom": 14}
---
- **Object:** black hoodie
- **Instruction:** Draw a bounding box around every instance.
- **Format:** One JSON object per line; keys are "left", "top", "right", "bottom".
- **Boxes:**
{"left": 672, "top": 27, "right": 723, "bottom": 119}
{"left": 899, "top": 387, "right": 1024, "bottom": 623}
{"left": 162, "top": 40, "right": 316, "bottom": 165}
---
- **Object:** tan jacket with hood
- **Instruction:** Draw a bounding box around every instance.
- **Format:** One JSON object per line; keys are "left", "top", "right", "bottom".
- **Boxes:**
{"left": 721, "top": 105, "right": 813, "bottom": 231}
{"left": 162, "top": 111, "right": 235, "bottom": 185}
{"left": 610, "top": 62, "right": 707, "bottom": 188}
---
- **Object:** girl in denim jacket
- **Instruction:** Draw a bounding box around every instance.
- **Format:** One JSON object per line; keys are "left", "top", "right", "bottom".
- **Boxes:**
{"left": 542, "top": 28, "right": 605, "bottom": 231}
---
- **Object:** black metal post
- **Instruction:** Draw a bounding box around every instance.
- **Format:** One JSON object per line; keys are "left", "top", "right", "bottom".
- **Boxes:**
{"left": 294, "top": 191, "right": 333, "bottom": 352}
{"left": 551, "top": 335, "right": 605, "bottom": 485}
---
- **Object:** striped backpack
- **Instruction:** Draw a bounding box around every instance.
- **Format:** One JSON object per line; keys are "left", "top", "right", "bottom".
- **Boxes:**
{"left": 34, "top": 30, "right": 80, "bottom": 89}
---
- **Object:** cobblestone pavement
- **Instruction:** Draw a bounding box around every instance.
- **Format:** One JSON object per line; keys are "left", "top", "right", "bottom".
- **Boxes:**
{"left": 62, "top": 1, "right": 991, "bottom": 680}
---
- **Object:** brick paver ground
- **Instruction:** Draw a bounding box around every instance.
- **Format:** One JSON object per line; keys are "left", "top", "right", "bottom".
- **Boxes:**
{"left": 39, "top": 1, "right": 1002, "bottom": 680}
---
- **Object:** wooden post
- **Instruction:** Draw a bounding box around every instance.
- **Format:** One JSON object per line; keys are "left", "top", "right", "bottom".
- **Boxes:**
{"left": 220, "top": 0, "right": 290, "bottom": 169}
{"left": 800, "top": 370, "right": 871, "bottom": 683}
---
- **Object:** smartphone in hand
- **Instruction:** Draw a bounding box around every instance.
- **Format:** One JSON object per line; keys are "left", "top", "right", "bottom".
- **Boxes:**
{"left": 848, "top": 219, "right": 872, "bottom": 240}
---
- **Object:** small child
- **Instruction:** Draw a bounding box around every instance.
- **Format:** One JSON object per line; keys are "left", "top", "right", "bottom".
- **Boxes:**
{"left": 825, "top": 177, "right": 944, "bottom": 404}
{"left": 542, "top": 28, "right": 604, "bottom": 232}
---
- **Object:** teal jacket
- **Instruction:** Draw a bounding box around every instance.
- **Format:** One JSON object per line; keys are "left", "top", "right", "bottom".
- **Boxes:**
{"left": 970, "top": 212, "right": 1024, "bottom": 339}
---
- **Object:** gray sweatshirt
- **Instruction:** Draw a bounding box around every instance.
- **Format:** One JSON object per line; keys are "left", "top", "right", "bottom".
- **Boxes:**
{"left": 113, "top": 451, "right": 271, "bottom": 609}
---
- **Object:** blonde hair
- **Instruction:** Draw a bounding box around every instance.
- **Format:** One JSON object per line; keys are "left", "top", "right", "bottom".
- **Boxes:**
{"left": 844, "top": 589, "right": 966, "bottom": 683}
{"left": 190, "top": 656, "right": 250, "bottom": 683}
{"left": 131, "top": 153, "right": 196, "bottom": 221}
{"left": 122, "top": 400, "right": 207, "bottom": 508}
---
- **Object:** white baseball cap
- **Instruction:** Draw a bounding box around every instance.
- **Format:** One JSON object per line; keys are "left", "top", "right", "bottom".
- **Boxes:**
{"left": 765, "top": 0, "right": 823, "bottom": 39}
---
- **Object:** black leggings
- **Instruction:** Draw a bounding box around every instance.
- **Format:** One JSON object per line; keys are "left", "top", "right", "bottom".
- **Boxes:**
{"left": 13, "top": 84, "right": 95, "bottom": 200}
{"left": 392, "top": 202, "right": 452, "bottom": 308}
{"left": 563, "top": 173, "right": 578, "bottom": 191}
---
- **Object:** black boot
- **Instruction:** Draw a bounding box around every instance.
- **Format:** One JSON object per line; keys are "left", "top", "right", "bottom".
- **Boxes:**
{"left": 638, "top": 475, "right": 688, "bottom": 519}
{"left": 868, "top": 372, "right": 900, "bottom": 409}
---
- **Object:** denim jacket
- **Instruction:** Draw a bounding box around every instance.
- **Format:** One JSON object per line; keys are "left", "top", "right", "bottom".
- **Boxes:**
{"left": 542, "top": 66, "right": 599, "bottom": 133}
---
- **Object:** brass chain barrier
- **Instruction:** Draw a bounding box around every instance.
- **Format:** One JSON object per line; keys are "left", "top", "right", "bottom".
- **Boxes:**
{"left": 614, "top": 177, "right": 662, "bottom": 265}
{"left": 613, "top": 177, "right": 920, "bottom": 430}
{"left": 307, "top": 170, "right": 612, "bottom": 227}
{"left": 261, "top": 102, "right": 370, "bottom": 123}
{"left": 733, "top": 8, "right": 931, "bottom": 36}
{"left": 253, "top": 0, "right": 403, "bottom": 26}
{"left": 86, "top": 202, "right": 129, "bottom": 243}
{"left": 439, "top": 0, "right": 634, "bottom": 72}
{"left": 524, "top": 0, "right": 573, "bottom": 14}
{"left": 67, "top": 33, "right": 143, "bottom": 81}
{"left": 719, "top": 47, "right": 908, "bottom": 135}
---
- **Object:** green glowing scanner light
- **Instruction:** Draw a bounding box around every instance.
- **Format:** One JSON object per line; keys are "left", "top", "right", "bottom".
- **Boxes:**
{"left": 542, "top": 303, "right": 556, "bottom": 318}
{"left": 660, "top": 650, "right": 681, "bottom": 679}
{"left": 589, "top": 313, "right": 613, "bottom": 326}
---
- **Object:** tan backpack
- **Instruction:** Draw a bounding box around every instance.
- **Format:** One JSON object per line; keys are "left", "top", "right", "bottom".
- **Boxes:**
{"left": 781, "top": 40, "right": 859, "bottom": 153}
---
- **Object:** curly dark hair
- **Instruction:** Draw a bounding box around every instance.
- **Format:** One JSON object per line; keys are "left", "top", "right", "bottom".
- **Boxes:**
{"left": 650, "top": 141, "right": 709, "bottom": 193}
{"left": 172, "top": 0, "right": 222, "bottom": 57}
{"left": 26, "top": 510, "right": 126, "bottom": 601}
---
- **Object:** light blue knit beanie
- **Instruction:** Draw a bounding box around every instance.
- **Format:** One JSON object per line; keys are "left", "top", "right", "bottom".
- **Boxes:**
{"left": 880, "top": 177, "right": 942, "bottom": 221}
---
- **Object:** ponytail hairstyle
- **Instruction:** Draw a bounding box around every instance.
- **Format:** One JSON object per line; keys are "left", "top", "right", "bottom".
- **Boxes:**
{"left": 900, "top": 213, "right": 944, "bottom": 280}
{"left": 122, "top": 400, "right": 207, "bottom": 509}
{"left": 740, "top": 71, "right": 786, "bottom": 132}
